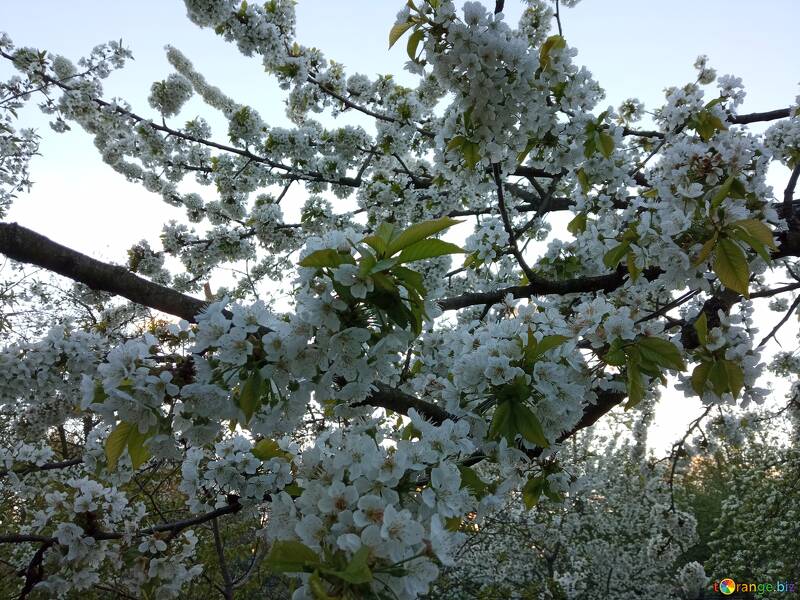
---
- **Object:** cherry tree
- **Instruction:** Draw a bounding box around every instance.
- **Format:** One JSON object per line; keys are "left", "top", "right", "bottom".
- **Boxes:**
{"left": 1, "top": 0, "right": 799, "bottom": 598}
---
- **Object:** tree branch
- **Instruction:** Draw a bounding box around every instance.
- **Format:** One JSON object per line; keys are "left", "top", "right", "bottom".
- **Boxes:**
{"left": 0, "top": 222, "right": 209, "bottom": 323}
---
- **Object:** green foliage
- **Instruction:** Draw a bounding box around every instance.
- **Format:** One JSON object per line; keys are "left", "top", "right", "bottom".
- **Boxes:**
{"left": 604, "top": 335, "right": 686, "bottom": 409}
{"left": 583, "top": 111, "right": 615, "bottom": 159}
{"left": 302, "top": 218, "right": 462, "bottom": 336}
{"left": 539, "top": 35, "right": 566, "bottom": 70}
{"left": 105, "top": 421, "right": 151, "bottom": 471}
{"left": 689, "top": 313, "right": 745, "bottom": 399}
{"left": 688, "top": 99, "right": 727, "bottom": 141}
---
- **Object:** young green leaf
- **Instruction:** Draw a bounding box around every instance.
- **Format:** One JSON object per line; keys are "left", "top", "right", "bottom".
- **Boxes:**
{"left": 597, "top": 131, "right": 614, "bottom": 158}
{"left": 406, "top": 29, "right": 424, "bottom": 63}
{"left": 603, "top": 242, "right": 630, "bottom": 269}
{"left": 395, "top": 239, "right": 463, "bottom": 264}
{"left": 713, "top": 238, "right": 750, "bottom": 297}
{"left": 127, "top": 426, "right": 151, "bottom": 470}
{"left": 522, "top": 475, "right": 548, "bottom": 509}
{"left": 539, "top": 35, "right": 566, "bottom": 70}
{"left": 636, "top": 336, "right": 685, "bottom": 371}
{"left": 709, "top": 175, "right": 735, "bottom": 210}
{"left": 692, "top": 235, "right": 717, "bottom": 267}
{"left": 526, "top": 334, "right": 569, "bottom": 365}
{"left": 105, "top": 422, "right": 133, "bottom": 471}
{"left": 389, "top": 20, "right": 414, "bottom": 49}
{"left": 488, "top": 400, "right": 512, "bottom": 441}
{"left": 386, "top": 217, "right": 462, "bottom": 255}
{"left": 720, "top": 359, "right": 744, "bottom": 399}
{"left": 707, "top": 360, "right": 729, "bottom": 397}
{"left": 458, "top": 465, "right": 488, "bottom": 498}
{"left": 567, "top": 212, "right": 587, "bottom": 235}
{"left": 462, "top": 140, "right": 481, "bottom": 169}
{"left": 691, "top": 362, "right": 711, "bottom": 396}
{"left": 105, "top": 422, "right": 150, "bottom": 471}
{"left": 299, "top": 249, "right": 354, "bottom": 269}
{"left": 512, "top": 402, "right": 549, "bottom": 447}
{"left": 336, "top": 546, "right": 373, "bottom": 584}
{"left": 576, "top": 168, "right": 590, "bottom": 193}
{"left": 446, "top": 135, "right": 466, "bottom": 152}
{"left": 626, "top": 250, "right": 640, "bottom": 282}
{"left": 729, "top": 219, "right": 776, "bottom": 249}
{"left": 694, "top": 311, "right": 708, "bottom": 346}
{"left": 624, "top": 360, "right": 645, "bottom": 409}
{"left": 239, "top": 370, "right": 264, "bottom": 423}
{"left": 252, "top": 438, "right": 284, "bottom": 461}
{"left": 265, "top": 540, "right": 320, "bottom": 573}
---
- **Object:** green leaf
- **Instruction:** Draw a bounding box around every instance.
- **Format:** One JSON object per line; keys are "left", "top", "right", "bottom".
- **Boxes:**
{"left": 522, "top": 475, "right": 548, "bottom": 509}
{"left": 309, "top": 572, "right": 336, "bottom": 600}
{"left": 517, "top": 138, "right": 538, "bottom": 165}
{"left": 239, "top": 370, "right": 264, "bottom": 424}
{"left": 626, "top": 250, "right": 640, "bottom": 282}
{"left": 624, "top": 360, "right": 645, "bottom": 409}
{"left": 369, "top": 257, "right": 398, "bottom": 274}
{"left": 597, "top": 131, "right": 614, "bottom": 158}
{"left": 375, "top": 222, "right": 396, "bottom": 243}
{"left": 361, "top": 235, "right": 386, "bottom": 256}
{"left": 526, "top": 334, "right": 569, "bottom": 365}
{"left": 406, "top": 29, "right": 424, "bottom": 63}
{"left": 710, "top": 175, "right": 735, "bottom": 210}
{"left": 458, "top": 465, "right": 488, "bottom": 498}
{"left": 707, "top": 360, "right": 729, "bottom": 396}
{"left": 603, "top": 242, "right": 630, "bottom": 269}
{"left": 357, "top": 252, "right": 377, "bottom": 277}
{"left": 713, "top": 238, "right": 750, "bottom": 297}
{"left": 692, "top": 235, "right": 717, "bottom": 267}
{"left": 299, "top": 249, "right": 354, "bottom": 269}
{"left": 732, "top": 230, "right": 771, "bottom": 263}
{"left": 567, "top": 212, "right": 587, "bottom": 235}
{"left": 386, "top": 217, "right": 462, "bottom": 256}
{"left": 389, "top": 20, "right": 414, "bottom": 48}
{"left": 446, "top": 135, "right": 466, "bottom": 152}
{"left": 583, "top": 137, "right": 596, "bottom": 159}
{"left": 488, "top": 400, "right": 512, "bottom": 441}
{"left": 252, "top": 438, "right": 283, "bottom": 461}
{"left": 265, "top": 540, "right": 320, "bottom": 573}
{"left": 691, "top": 362, "right": 711, "bottom": 396}
{"left": 105, "top": 422, "right": 150, "bottom": 471}
{"left": 393, "top": 265, "right": 426, "bottom": 295}
{"left": 539, "top": 35, "right": 566, "bottom": 70}
{"left": 729, "top": 218, "right": 776, "bottom": 249}
{"left": 636, "top": 336, "right": 685, "bottom": 371}
{"left": 604, "top": 347, "right": 626, "bottom": 366}
{"left": 396, "top": 239, "right": 463, "bottom": 264}
{"left": 694, "top": 312, "right": 708, "bottom": 346}
{"left": 105, "top": 422, "right": 133, "bottom": 471}
{"left": 720, "top": 359, "right": 744, "bottom": 399}
{"left": 576, "top": 168, "right": 590, "bottom": 193}
{"left": 462, "top": 140, "right": 481, "bottom": 169}
{"left": 127, "top": 427, "right": 151, "bottom": 470}
{"left": 513, "top": 403, "right": 549, "bottom": 447}
{"left": 337, "top": 546, "right": 373, "bottom": 584}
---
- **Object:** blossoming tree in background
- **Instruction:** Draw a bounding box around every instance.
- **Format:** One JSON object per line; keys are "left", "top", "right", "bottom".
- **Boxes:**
{"left": 0, "top": 0, "right": 799, "bottom": 598}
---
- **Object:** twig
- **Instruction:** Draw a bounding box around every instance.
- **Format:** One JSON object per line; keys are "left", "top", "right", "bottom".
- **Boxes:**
{"left": 783, "top": 162, "right": 800, "bottom": 227}
{"left": 758, "top": 293, "right": 800, "bottom": 348}
{"left": 211, "top": 518, "right": 234, "bottom": 600}
{"left": 492, "top": 164, "right": 537, "bottom": 283}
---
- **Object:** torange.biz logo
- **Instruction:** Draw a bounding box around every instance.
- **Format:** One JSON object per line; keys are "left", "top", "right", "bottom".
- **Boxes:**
{"left": 713, "top": 577, "right": 798, "bottom": 595}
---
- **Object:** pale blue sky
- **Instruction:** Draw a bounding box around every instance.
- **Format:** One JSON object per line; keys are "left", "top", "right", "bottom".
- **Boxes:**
{"left": 2, "top": 0, "right": 797, "bottom": 253}
{"left": 1, "top": 1, "right": 798, "bottom": 450}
